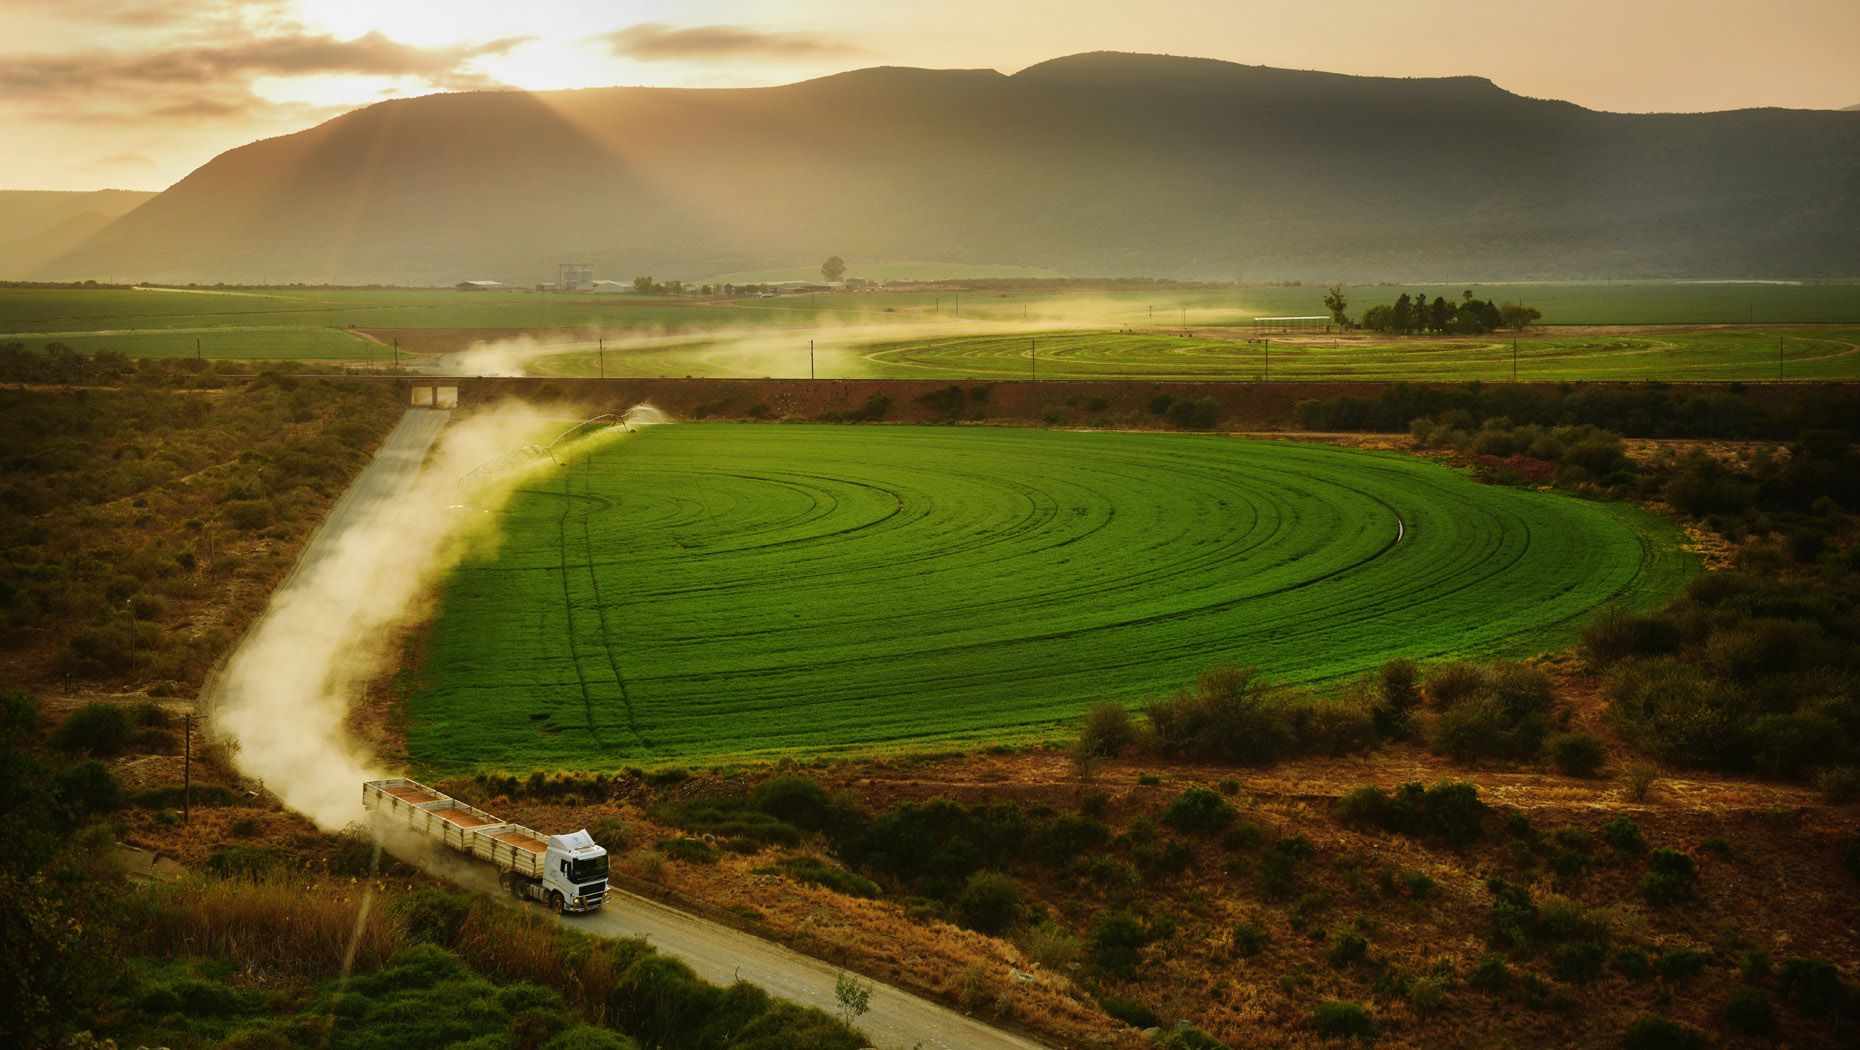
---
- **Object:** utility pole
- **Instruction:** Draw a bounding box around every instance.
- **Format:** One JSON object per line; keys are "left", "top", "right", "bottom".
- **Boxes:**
{"left": 195, "top": 337, "right": 201, "bottom": 360}
{"left": 954, "top": 292, "right": 960, "bottom": 317}
{"left": 599, "top": 337, "right": 605, "bottom": 379}
{"left": 183, "top": 714, "right": 192, "bottom": 825}
{"left": 393, "top": 337, "right": 399, "bottom": 370}
{"left": 810, "top": 339, "right": 815, "bottom": 380}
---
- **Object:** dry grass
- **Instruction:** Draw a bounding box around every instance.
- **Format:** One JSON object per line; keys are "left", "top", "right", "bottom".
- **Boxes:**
{"left": 129, "top": 875, "right": 405, "bottom": 982}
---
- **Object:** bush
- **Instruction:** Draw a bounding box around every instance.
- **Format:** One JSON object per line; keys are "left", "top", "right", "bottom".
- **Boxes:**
{"left": 1613, "top": 946, "right": 1652, "bottom": 981}
{"left": 1328, "top": 931, "right": 1368, "bottom": 969}
{"left": 1099, "top": 996, "right": 1158, "bottom": 1029}
{"left": 393, "top": 888, "right": 472, "bottom": 943}
{"left": 49, "top": 702, "right": 134, "bottom": 756}
{"left": 1076, "top": 702, "right": 1137, "bottom": 758}
{"left": 953, "top": 871, "right": 1021, "bottom": 934}
{"left": 768, "top": 856, "right": 880, "bottom": 899}
{"left": 1549, "top": 733, "right": 1608, "bottom": 777}
{"left": 53, "top": 760, "right": 123, "bottom": 815}
{"left": 1621, "top": 1015, "right": 1705, "bottom": 1050}
{"left": 1372, "top": 659, "right": 1420, "bottom": 739}
{"left": 1582, "top": 606, "right": 1679, "bottom": 666}
{"left": 1723, "top": 988, "right": 1775, "bottom": 1035}
{"left": 1090, "top": 910, "right": 1153, "bottom": 978}
{"left": 1552, "top": 941, "right": 1607, "bottom": 983}
{"left": 1601, "top": 817, "right": 1644, "bottom": 853}
{"left": 1232, "top": 919, "right": 1270, "bottom": 957}
{"left": 749, "top": 775, "right": 834, "bottom": 831}
{"left": 1640, "top": 849, "right": 1699, "bottom": 906}
{"left": 1777, "top": 956, "right": 1845, "bottom": 1015}
{"left": 1167, "top": 396, "right": 1221, "bottom": 429}
{"left": 1162, "top": 787, "right": 1235, "bottom": 834}
{"left": 1145, "top": 667, "right": 1295, "bottom": 765}
{"left": 1819, "top": 765, "right": 1860, "bottom": 804}
{"left": 1333, "top": 780, "right": 1485, "bottom": 846}
{"left": 1311, "top": 1000, "right": 1374, "bottom": 1040}
{"left": 1659, "top": 948, "right": 1710, "bottom": 982}
{"left": 656, "top": 838, "right": 719, "bottom": 864}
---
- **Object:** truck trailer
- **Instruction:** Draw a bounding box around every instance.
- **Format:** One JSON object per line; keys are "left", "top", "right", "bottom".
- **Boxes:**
{"left": 362, "top": 777, "right": 609, "bottom": 913}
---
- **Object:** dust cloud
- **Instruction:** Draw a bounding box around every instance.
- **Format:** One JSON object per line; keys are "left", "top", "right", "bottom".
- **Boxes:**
{"left": 209, "top": 402, "right": 635, "bottom": 829}
{"left": 443, "top": 293, "right": 1267, "bottom": 379}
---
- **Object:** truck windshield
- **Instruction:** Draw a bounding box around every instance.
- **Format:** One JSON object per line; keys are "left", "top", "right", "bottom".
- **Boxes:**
{"left": 570, "top": 855, "right": 608, "bottom": 883}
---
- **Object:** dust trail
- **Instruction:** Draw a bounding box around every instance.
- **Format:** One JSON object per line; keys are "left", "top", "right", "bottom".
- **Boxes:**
{"left": 209, "top": 402, "right": 637, "bottom": 829}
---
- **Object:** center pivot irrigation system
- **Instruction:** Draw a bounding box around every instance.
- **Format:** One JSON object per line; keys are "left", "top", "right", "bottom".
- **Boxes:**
{"left": 455, "top": 404, "right": 669, "bottom": 496}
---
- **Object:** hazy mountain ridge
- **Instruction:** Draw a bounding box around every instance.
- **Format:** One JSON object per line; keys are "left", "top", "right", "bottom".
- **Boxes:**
{"left": 26, "top": 53, "right": 1860, "bottom": 284}
{"left": 0, "top": 190, "right": 156, "bottom": 278}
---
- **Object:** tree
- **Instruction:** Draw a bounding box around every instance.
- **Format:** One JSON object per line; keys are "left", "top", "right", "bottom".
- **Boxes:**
{"left": 833, "top": 971, "right": 872, "bottom": 1025}
{"left": 1322, "top": 284, "right": 1349, "bottom": 325}
{"left": 632, "top": 276, "right": 653, "bottom": 295}
{"left": 1500, "top": 303, "right": 1542, "bottom": 330}
{"left": 821, "top": 256, "right": 847, "bottom": 283}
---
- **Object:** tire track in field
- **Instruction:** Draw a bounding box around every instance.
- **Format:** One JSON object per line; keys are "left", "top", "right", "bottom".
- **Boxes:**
{"left": 552, "top": 470, "right": 607, "bottom": 749}
{"left": 578, "top": 480, "right": 646, "bottom": 747}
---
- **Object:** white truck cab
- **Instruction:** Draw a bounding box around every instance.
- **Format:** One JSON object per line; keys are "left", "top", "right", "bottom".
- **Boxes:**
{"left": 542, "top": 830, "right": 610, "bottom": 913}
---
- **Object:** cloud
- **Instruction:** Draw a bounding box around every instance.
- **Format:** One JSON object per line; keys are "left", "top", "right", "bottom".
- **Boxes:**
{"left": 95, "top": 151, "right": 155, "bottom": 168}
{"left": 0, "top": 30, "right": 525, "bottom": 122}
{"left": 603, "top": 23, "right": 858, "bottom": 62}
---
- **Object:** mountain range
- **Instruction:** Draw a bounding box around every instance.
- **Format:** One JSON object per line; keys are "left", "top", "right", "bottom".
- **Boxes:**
{"left": 17, "top": 52, "right": 1860, "bottom": 284}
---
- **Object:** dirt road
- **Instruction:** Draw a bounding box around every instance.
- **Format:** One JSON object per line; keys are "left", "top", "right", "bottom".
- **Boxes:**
{"left": 227, "top": 407, "right": 1047, "bottom": 1049}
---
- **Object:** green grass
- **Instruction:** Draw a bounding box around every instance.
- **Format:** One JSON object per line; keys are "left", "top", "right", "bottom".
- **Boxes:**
{"left": 4, "top": 282, "right": 1856, "bottom": 366}
{"left": 405, "top": 426, "right": 1696, "bottom": 772}
{"left": 521, "top": 326, "right": 1860, "bottom": 382}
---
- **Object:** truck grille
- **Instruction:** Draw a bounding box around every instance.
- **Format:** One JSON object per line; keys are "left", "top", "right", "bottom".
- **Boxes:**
{"left": 583, "top": 881, "right": 607, "bottom": 897}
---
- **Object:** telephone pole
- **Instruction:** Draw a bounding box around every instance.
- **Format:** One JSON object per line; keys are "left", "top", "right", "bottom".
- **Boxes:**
{"left": 183, "top": 714, "right": 192, "bottom": 825}
{"left": 599, "top": 337, "right": 605, "bottom": 379}
{"left": 810, "top": 339, "right": 815, "bottom": 380}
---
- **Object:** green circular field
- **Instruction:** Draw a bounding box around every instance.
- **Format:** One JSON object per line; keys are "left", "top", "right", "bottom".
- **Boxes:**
{"left": 407, "top": 425, "right": 1696, "bottom": 771}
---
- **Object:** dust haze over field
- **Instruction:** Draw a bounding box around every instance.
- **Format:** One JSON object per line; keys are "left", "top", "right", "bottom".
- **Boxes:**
{"left": 209, "top": 403, "right": 631, "bottom": 829}
{"left": 446, "top": 297, "right": 1225, "bottom": 378}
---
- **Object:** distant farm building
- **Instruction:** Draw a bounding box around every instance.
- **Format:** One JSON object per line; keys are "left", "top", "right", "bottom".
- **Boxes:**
{"left": 455, "top": 280, "right": 503, "bottom": 291}
{"left": 557, "top": 264, "right": 594, "bottom": 291}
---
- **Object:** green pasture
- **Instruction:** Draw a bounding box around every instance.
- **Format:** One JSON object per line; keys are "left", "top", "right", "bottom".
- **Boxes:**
{"left": 522, "top": 326, "right": 1860, "bottom": 382}
{"left": 405, "top": 425, "right": 1696, "bottom": 772}
{"left": 2, "top": 281, "right": 1857, "bottom": 364}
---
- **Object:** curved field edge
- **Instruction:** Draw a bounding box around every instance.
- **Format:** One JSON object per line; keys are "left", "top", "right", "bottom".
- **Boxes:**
{"left": 401, "top": 427, "right": 1698, "bottom": 773}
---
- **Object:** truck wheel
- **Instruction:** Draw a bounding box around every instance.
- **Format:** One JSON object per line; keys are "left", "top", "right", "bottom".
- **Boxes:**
{"left": 549, "top": 891, "right": 565, "bottom": 914}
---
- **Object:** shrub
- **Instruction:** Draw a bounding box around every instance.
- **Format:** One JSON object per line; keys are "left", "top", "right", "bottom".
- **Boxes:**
{"left": 1640, "top": 849, "right": 1699, "bottom": 906}
{"left": 1099, "top": 996, "right": 1158, "bottom": 1029}
{"left": 953, "top": 871, "right": 1020, "bottom": 934}
{"left": 1659, "top": 947, "right": 1711, "bottom": 982}
{"left": 1582, "top": 606, "right": 1680, "bottom": 667}
{"left": 1723, "top": 988, "right": 1775, "bottom": 1035}
{"left": 49, "top": 702, "right": 134, "bottom": 756}
{"left": 1372, "top": 658, "right": 1420, "bottom": 739}
{"left": 769, "top": 856, "right": 880, "bottom": 899}
{"left": 1162, "top": 787, "right": 1236, "bottom": 834}
{"left": 1613, "top": 946, "right": 1653, "bottom": 981}
{"left": 1601, "top": 818, "right": 1644, "bottom": 853}
{"left": 1311, "top": 1000, "right": 1374, "bottom": 1040}
{"left": 1328, "top": 931, "right": 1369, "bottom": 969}
{"left": 1819, "top": 765, "right": 1860, "bottom": 804}
{"left": 1167, "top": 396, "right": 1221, "bottom": 429}
{"left": 1623, "top": 764, "right": 1660, "bottom": 802}
{"left": 656, "top": 838, "right": 718, "bottom": 864}
{"left": 1333, "top": 780, "right": 1485, "bottom": 846}
{"left": 1076, "top": 702, "right": 1137, "bottom": 758}
{"left": 1552, "top": 941, "right": 1607, "bottom": 983}
{"left": 1470, "top": 954, "right": 1512, "bottom": 993}
{"left": 393, "top": 888, "right": 472, "bottom": 943}
{"left": 1221, "top": 821, "right": 1263, "bottom": 851}
{"left": 749, "top": 775, "right": 834, "bottom": 831}
{"left": 1622, "top": 1016, "right": 1705, "bottom": 1050}
{"left": 1090, "top": 910, "right": 1153, "bottom": 978}
{"left": 1232, "top": 919, "right": 1270, "bottom": 957}
{"left": 1777, "top": 956, "right": 1845, "bottom": 1015}
{"left": 1014, "top": 921, "right": 1083, "bottom": 971}
{"left": 1549, "top": 733, "right": 1608, "bottom": 777}
{"left": 1145, "top": 666, "right": 1295, "bottom": 765}
{"left": 53, "top": 760, "right": 123, "bottom": 815}
{"left": 1035, "top": 813, "right": 1111, "bottom": 867}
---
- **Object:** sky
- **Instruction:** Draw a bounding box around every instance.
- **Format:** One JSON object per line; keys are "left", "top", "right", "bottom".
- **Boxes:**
{"left": 4, "top": 0, "right": 1857, "bottom": 192}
